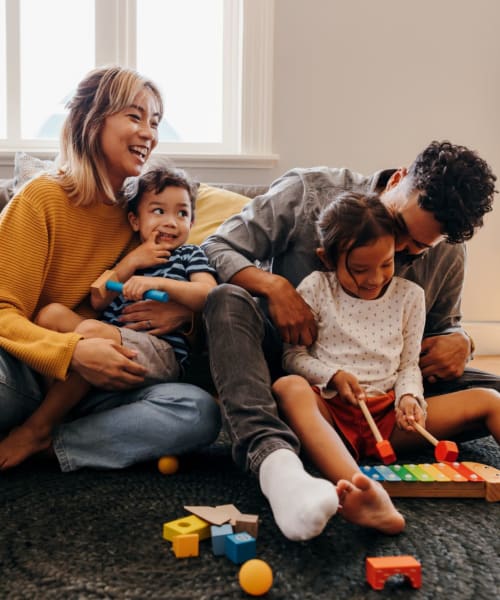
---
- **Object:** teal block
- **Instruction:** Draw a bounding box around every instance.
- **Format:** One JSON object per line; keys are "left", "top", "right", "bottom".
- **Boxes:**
{"left": 224, "top": 532, "right": 256, "bottom": 564}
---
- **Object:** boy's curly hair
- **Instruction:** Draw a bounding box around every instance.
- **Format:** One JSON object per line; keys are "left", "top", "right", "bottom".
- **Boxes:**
{"left": 408, "top": 141, "right": 497, "bottom": 243}
{"left": 126, "top": 160, "right": 199, "bottom": 221}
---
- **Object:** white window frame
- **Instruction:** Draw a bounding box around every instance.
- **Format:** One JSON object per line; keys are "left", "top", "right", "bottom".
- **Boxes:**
{"left": 1, "top": 0, "right": 277, "bottom": 168}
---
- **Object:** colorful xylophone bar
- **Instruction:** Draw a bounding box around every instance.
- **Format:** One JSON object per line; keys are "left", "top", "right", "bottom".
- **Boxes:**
{"left": 361, "top": 461, "right": 500, "bottom": 502}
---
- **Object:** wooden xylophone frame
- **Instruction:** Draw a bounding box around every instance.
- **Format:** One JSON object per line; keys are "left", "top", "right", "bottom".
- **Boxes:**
{"left": 361, "top": 461, "right": 500, "bottom": 502}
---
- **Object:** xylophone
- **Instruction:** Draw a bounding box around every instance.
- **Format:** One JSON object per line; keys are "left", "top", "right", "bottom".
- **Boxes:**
{"left": 361, "top": 461, "right": 500, "bottom": 502}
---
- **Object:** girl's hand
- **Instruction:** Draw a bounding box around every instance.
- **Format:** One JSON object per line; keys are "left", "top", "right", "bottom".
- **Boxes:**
{"left": 329, "top": 370, "right": 365, "bottom": 406}
{"left": 71, "top": 338, "right": 147, "bottom": 389}
{"left": 395, "top": 394, "right": 426, "bottom": 431}
{"left": 121, "top": 276, "right": 160, "bottom": 301}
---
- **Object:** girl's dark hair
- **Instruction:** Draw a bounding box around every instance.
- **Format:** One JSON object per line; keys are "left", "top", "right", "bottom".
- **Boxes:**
{"left": 317, "top": 191, "right": 396, "bottom": 268}
{"left": 126, "top": 161, "right": 199, "bottom": 220}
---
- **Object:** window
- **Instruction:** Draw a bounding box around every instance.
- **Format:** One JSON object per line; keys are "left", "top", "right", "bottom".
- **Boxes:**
{"left": 0, "top": 0, "right": 275, "bottom": 164}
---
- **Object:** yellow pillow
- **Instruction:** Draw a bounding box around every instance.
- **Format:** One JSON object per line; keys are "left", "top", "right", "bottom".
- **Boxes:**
{"left": 188, "top": 183, "right": 250, "bottom": 245}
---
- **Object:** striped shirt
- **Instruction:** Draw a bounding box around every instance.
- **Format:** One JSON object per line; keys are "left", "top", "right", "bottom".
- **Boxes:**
{"left": 102, "top": 244, "right": 215, "bottom": 366}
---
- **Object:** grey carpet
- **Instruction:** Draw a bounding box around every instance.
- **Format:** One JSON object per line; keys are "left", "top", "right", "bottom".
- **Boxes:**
{"left": 1, "top": 434, "right": 499, "bottom": 600}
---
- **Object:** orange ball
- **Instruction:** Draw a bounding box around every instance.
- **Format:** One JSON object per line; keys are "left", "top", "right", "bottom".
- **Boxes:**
{"left": 157, "top": 455, "right": 179, "bottom": 475}
{"left": 238, "top": 559, "right": 273, "bottom": 596}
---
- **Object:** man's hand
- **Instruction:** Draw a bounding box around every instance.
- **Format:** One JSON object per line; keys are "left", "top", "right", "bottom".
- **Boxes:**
{"left": 118, "top": 299, "right": 192, "bottom": 337}
{"left": 71, "top": 338, "right": 147, "bottom": 389}
{"left": 329, "top": 370, "right": 365, "bottom": 406}
{"left": 419, "top": 331, "right": 470, "bottom": 382}
{"left": 267, "top": 278, "right": 317, "bottom": 345}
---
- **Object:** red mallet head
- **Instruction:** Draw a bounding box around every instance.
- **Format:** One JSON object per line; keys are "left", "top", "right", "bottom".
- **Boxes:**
{"left": 376, "top": 440, "right": 397, "bottom": 465}
{"left": 435, "top": 440, "right": 459, "bottom": 462}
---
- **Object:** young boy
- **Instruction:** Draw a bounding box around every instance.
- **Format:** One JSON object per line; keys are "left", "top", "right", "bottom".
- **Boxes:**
{"left": 0, "top": 166, "right": 217, "bottom": 469}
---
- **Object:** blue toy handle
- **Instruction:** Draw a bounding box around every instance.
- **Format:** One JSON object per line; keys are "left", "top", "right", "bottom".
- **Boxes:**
{"left": 105, "top": 280, "right": 169, "bottom": 303}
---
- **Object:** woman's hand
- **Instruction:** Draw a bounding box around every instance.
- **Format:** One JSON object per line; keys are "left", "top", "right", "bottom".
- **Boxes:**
{"left": 118, "top": 299, "right": 193, "bottom": 336}
{"left": 395, "top": 394, "right": 426, "bottom": 431}
{"left": 71, "top": 338, "right": 147, "bottom": 389}
{"left": 329, "top": 370, "right": 365, "bottom": 406}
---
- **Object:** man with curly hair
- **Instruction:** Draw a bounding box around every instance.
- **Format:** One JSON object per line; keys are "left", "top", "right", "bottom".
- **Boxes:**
{"left": 202, "top": 140, "right": 498, "bottom": 542}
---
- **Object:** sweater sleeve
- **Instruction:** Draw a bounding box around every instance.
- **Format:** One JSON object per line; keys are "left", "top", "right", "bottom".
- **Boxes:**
{"left": 0, "top": 184, "right": 82, "bottom": 379}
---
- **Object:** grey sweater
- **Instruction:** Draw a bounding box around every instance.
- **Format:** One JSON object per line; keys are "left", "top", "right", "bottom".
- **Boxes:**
{"left": 202, "top": 166, "right": 465, "bottom": 337}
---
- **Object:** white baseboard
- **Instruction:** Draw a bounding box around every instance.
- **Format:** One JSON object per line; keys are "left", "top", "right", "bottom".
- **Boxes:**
{"left": 463, "top": 321, "right": 500, "bottom": 355}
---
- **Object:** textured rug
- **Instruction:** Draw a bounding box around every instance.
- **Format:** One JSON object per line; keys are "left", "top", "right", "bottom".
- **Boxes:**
{"left": 1, "top": 434, "right": 499, "bottom": 600}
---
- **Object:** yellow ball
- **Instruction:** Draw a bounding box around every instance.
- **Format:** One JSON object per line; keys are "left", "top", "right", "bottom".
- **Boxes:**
{"left": 238, "top": 559, "right": 273, "bottom": 596}
{"left": 157, "top": 455, "right": 179, "bottom": 475}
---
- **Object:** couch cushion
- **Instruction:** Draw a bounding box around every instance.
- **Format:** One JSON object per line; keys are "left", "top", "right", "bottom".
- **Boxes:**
{"left": 187, "top": 183, "right": 250, "bottom": 245}
{"left": 13, "top": 152, "right": 56, "bottom": 190}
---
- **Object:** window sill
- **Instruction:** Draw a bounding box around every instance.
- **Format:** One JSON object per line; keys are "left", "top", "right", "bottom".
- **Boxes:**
{"left": 0, "top": 150, "right": 279, "bottom": 171}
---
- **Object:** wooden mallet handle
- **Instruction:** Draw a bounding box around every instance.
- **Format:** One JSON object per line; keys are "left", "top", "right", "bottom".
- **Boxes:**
{"left": 413, "top": 422, "right": 459, "bottom": 462}
{"left": 359, "top": 398, "right": 396, "bottom": 464}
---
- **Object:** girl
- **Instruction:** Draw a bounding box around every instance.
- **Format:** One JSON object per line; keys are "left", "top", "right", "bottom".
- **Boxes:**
{"left": 273, "top": 191, "right": 500, "bottom": 529}
{"left": 0, "top": 66, "right": 220, "bottom": 472}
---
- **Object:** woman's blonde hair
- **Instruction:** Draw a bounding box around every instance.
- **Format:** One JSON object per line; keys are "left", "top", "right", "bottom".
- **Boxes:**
{"left": 57, "top": 65, "right": 163, "bottom": 206}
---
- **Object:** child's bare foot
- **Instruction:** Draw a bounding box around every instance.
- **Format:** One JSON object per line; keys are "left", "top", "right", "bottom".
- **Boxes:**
{"left": 0, "top": 424, "right": 52, "bottom": 470}
{"left": 336, "top": 472, "right": 405, "bottom": 535}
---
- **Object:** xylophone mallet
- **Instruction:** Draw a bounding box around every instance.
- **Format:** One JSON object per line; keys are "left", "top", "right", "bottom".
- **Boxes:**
{"left": 412, "top": 422, "right": 458, "bottom": 462}
{"left": 90, "top": 269, "right": 169, "bottom": 303}
{"left": 358, "top": 398, "right": 396, "bottom": 465}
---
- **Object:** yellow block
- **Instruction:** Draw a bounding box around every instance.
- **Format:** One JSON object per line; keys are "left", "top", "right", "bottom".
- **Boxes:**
{"left": 163, "top": 515, "right": 211, "bottom": 542}
{"left": 172, "top": 534, "right": 199, "bottom": 558}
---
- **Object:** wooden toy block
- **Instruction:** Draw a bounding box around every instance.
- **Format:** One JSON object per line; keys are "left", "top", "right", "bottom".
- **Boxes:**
{"left": 90, "top": 269, "right": 117, "bottom": 298}
{"left": 172, "top": 533, "right": 199, "bottom": 558}
{"left": 361, "top": 461, "right": 500, "bottom": 501}
{"left": 224, "top": 532, "right": 257, "bottom": 564}
{"left": 413, "top": 422, "right": 459, "bottom": 462}
{"left": 366, "top": 555, "right": 422, "bottom": 590}
{"left": 184, "top": 505, "right": 234, "bottom": 526}
{"left": 162, "top": 514, "right": 211, "bottom": 542}
{"left": 234, "top": 514, "right": 259, "bottom": 538}
{"left": 358, "top": 399, "right": 396, "bottom": 464}
{"left": 210, "top": 524, "right": 233, "bottom": 556}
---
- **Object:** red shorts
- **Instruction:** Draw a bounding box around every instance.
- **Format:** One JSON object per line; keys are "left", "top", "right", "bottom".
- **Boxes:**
{"left": 316, "top": 389, "right": 396, "bottom": 461}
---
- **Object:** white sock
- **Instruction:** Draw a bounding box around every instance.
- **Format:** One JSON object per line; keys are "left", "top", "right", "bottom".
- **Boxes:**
{"left": 259, "top": 448, "right": 339, "bottom": 541}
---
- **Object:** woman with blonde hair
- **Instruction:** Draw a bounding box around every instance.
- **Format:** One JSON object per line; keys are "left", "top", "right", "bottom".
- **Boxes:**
{"left": 0, "top": 65, "right": 220, "bottom": 471}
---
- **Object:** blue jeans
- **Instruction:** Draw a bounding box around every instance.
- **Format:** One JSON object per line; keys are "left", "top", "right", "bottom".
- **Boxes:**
{"left": 204, "top": 284, "right": 500, "bottom": 474}
{"left": 203, "top": 284, "right": 300, "bottom": 474}
{"left": 0, "top": 348, "right": 221, "bottom": 472}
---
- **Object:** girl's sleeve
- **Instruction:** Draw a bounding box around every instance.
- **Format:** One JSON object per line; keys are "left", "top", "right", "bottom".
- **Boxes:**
{"left": 394, "top": 284, "right": 426, "bottom": 410}
{"left": 282, "top": 273, "right": 341, "bottom": 388}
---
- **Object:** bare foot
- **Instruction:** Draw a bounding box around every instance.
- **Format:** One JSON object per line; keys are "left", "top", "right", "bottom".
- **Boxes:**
{"left": 0, "top": 424, "right": 52, "bottom": 470}
{"left": 336, "top": 472, "right": 405, "bottom": 535}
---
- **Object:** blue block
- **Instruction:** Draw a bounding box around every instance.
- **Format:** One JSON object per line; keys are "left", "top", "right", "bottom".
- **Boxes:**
{"left": 224, "top": 532, "right": 256, "bottom": 564}
{"left": 211, "top": 524, "right": 233, "bottom": 556}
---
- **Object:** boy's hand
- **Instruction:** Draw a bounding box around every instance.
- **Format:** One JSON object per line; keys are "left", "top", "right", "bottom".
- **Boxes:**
{"left": 128, "top": 230, "right": 171, "bottom": 270}
{"left": 121, "top": 276, "right": 160, "bottom": 301}
{"left": 329, "top": 370, "right": 365, "bottom": 406}
{"left": 395, "top": 394, "right": 426, "bottom": 431}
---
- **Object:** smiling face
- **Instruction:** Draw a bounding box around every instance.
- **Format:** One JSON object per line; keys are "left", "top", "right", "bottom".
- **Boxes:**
{"left": 128, "top": 185, "right": 193, "bottom": 250}
{"left": 100, "top": 88, "right": 161, "bottom": 194}
{"left": 334, "top": 235, "right": 395, "bottom": 300}
{"left": 380, "top": 168, "right": 444, "bottom": 256}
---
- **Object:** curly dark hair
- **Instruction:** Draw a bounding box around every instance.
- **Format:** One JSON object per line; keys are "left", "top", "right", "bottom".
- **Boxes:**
{"left": 126, "top": 160, "right": 199, "bottom": 220}
{"left": 407, "top": 140, "right": 497, "bottom": 243}
{"left": 317, "top": 191, "right": 396, "bottom": 269}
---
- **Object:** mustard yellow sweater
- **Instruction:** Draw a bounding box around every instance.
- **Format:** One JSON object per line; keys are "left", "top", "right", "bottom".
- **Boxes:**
{"left": 0, "top": 175, "right": 135, "bottom": 380}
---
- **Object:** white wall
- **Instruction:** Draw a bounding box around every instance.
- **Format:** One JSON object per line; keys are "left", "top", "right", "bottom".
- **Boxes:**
{"left": 2, "top": 0, "right": 500, "bottom": 350}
